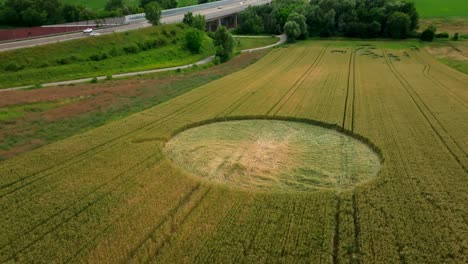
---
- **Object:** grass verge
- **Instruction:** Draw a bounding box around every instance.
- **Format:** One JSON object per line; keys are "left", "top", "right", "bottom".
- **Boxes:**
{"left": 0, "top": 24, "right": 214, "bottom": 89}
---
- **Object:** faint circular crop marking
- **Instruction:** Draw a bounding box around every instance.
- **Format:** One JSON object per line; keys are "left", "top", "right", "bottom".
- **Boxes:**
{"left": 164, "top": 119, "right": 382, "bottom": 192}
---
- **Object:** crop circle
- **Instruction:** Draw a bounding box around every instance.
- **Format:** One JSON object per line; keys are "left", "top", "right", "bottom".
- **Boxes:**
{"left": 164, "top": 119, "right": 382, "bottom": 192}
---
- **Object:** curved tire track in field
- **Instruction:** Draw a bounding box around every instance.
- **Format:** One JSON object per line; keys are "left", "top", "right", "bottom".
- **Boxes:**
{"left": 408, "top": 50, "right": 468, "bottom": 110}
{"left": 217, "top": 46, "right": 314, "bottom": 117}
{"left": 268, "top": 46, "right": 328, "bottom": 116}
{"left": 382, "top": 49, "right": 468, "bottom": 173}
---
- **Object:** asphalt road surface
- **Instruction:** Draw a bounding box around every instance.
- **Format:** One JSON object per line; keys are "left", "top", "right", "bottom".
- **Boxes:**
{"left": 0, "top": 0, "right": 271, "bottom": 52}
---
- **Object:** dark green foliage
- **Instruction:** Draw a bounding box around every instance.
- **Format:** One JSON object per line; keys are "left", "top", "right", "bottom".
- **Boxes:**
{"left": 287, "top": 12, "right": 307, "bottom": 39}
{"left": 140, "top": 0, "right": 177, "bottom": 9}
{"left": 183, "top": 12, "right": 194, "bottom": 25}
{"left": 435, "top": 32, "right": 449, "bottom": 39}
{"left": 386, "top": 12, "right": 411, "bottom": 39}
{"left": 105, "top": 0, "right": 124, "bottom": 11}
{"left": 183, "top": 12, "right": 206, "bottom": 31}
{"left": 145, "top": 2, "right": 162, "bottom": 26}
{"left": 420, "top": 26, "right": 436, "bottom": 42}
{"left": 452, "top": 33, "right": 459, "bottom": 41}
{"left": 123, "top": 44, "right": 141, "bottom": 54}
{"left": 284, "top": 21, "right": 300, "bottom": 42}
{"left": 238, "top": 7, "right": 264, "bottom": 34}
{"left": 4, "top": 63, "right": 23, "bottom": 72}
{"left": 186, "top": 30, "right": 204, "bottom": 53}
{"left": 214, "top": 26, "right": 235, "bottom": 62}
{"left": 192, "top": 14, "right": 206, "bottom": 31}
{"left": 236, "top": 0, "right": 419, "bottom": 39}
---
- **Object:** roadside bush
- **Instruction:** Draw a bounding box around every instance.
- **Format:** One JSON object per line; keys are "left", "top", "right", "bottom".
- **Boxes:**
{"left": 90, "top": 77, "right": 98, "bottom": 83}
{"left": 186, "top": 30, "right": 204, "bottom": 53}
{"left": 452, "top": 33, "right": 459, "bottom": 41}
{"left": 420, "top": 27, "right": 436, "bottom": 42}
{"left": 56, "top": 57, "right": 71, "bottom": 65}
{"left": 435, "top": 32, "right": 449, "bottom": 38}
{"left": 89, "top": 52, "right": 108, "bottom": 61}
{"left": 4, "top": 63, "right": 24, "bottom": 72}
{"left": 123, "top": 44, "right": 140, "bottom": 54}
{"left": 109, "top": 47, "right": 122, "bottom": 57}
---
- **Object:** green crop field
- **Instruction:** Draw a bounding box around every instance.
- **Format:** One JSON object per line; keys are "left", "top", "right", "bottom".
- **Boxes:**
{"left": 0, "top": 24, "right": 214, "bottom": 89}
{"left": 412, "top": 0, "right": 468, "bottom": 18}
{"left": 0, "top": 40, "right": 467, "bottom": 263}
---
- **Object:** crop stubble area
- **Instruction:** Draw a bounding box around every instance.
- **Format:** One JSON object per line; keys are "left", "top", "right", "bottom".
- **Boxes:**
{"left": 0, "top": 40, "right": 467, "bottom": 263}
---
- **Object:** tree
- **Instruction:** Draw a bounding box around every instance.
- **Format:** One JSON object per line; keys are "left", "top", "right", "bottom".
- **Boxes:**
{"left": 105, "top": 0, "right": 124, "bottom": 11}
{"left": 21, "top": 7, "right": 47, "bottom": 26}
{"left": 192, "top": 14, "right": 206, "bottom": 31}
{"left": 145, "top": 2, "right": 161, "bottom": 26}
{"left": 386, "top": 12, "right": 411, "bottom": 39}
{"left": 79, "top": 8, "right": 97, "bottom": 21}
{"left": 287, "top": 12, "right": 307, "bottom": 39}
{"left": 63, "top": 4, "right": 83, "bottom": 22}
{"left": 214, "top": 26, "right": 235, "bottom": 62}
{"left": 183, "top": 12, "right": 194, "bottom": 25}
{"left": 186, "top": 30, "right": 204, "bottom": 53}
{"left": 420, "top": 25, "right": 436, "bottom": 42}
{"left": 284, "top": 21, "right": 300, "bottom": 42}
{"left": 238, "top": 7, "right": 264, "bottom": 34}
{"left": 368, "top": 20, "right": 381, "bottom": 37}
{"left": 140, "top": 0, "right": 176, "bottom": 9}
{"left": 452, "top": 32, "right": 459, "bottom": 41}
{"left": 420, "top": 28, "right": 435, "bottom": 42}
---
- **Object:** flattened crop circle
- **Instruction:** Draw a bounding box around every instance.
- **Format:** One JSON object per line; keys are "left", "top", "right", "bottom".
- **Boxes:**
{"left": 164, "top": 119, "right": 382, "bottom": 192}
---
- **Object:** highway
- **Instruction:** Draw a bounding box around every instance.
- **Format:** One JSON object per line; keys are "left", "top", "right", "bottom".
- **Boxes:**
{"left": 0, "top": 0, "right": 271, "bottom": 52}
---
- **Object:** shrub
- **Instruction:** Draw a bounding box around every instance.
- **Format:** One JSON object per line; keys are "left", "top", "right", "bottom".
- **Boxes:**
{"left": 56, "top": 58, "right": 71, "bottom": 65}
{"left": 420, "top": 27, "right": 435, "bottom": 42}
{"left": 186, "top": 30, "right": 204, "bottom": 53}
{"left": 435, "top": 32, "right": 449, "bottom": 38}
{"left": 123, "top": 44, "right": 140, "bottom": 54}
{"left": 145, "top": 2, "right": 162, "bottom": 26}
{"left": 452, "top": 32, "right": 459, "bottom": 41}
{"left": 192, "top": 14, "right": 206, "bottom": 31}
{"left": 4, "top": 63, "right": 24, "bottom": 72}
{"left": 90, "top": 77, "right": 98, "bottom": 83}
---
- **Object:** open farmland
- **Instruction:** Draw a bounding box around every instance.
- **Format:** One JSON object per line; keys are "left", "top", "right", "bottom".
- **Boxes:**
{"left": 0, "top": 40, "right": 467, "bottom": 263}
{"left": 412, "top": 0, "right": 468, "bottom": 18}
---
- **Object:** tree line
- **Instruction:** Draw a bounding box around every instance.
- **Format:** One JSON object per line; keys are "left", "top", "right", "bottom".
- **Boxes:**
{"left": 0, "top": 0, "right": 179, "bottom": 27}
{"left": 237, "top": 0, "right": 420, "bottom": 41}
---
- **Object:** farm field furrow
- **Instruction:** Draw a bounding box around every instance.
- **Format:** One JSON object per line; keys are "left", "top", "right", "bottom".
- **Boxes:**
{"left": 0, "top": 41, "right": 466, "bottom": 263}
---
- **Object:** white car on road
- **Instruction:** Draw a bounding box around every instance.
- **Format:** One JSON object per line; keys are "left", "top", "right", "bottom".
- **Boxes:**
{"left": 89, "top": 32, "right": 101, "bottom": 36}
{"left": 83, "top": 28, "right": 93, "bottom": 33}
